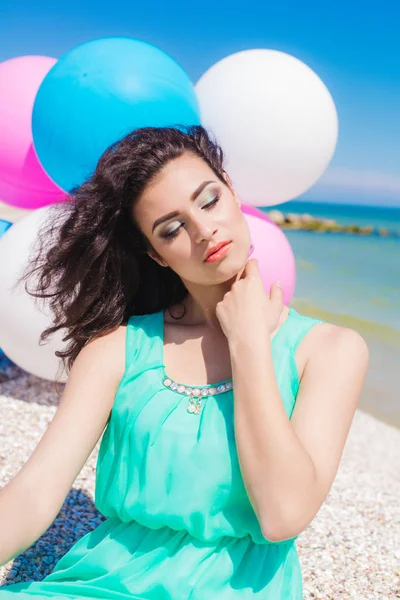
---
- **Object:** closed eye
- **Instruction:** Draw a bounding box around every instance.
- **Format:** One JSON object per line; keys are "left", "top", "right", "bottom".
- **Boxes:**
{"left": 162, "top": 193, "right": 221, "bottom": 241}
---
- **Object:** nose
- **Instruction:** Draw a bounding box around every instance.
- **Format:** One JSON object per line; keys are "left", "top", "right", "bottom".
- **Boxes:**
{"left": 191, "top": 213, "right": 218, "bottom": 243}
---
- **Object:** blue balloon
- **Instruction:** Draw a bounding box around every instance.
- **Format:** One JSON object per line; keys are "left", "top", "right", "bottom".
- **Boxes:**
{"left": 32, "top": 37, "right": 201, "bottom": 192}
{"left": 0, "top": 219, "right": 12, "bottom": 357}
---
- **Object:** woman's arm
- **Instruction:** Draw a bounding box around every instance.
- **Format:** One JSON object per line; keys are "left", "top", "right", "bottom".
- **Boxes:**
{"left": 229, "top": 323, "right": 369, "bottom": 543}
{"left": 0, "top": 325, "right": 126, "bottom": 567}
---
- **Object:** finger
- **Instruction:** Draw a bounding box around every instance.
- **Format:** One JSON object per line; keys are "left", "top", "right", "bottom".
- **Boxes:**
{"left": 235, "top": 264, "right": 246, "bottom": 282}
{"left": 242, "top": 258, "right": 259, "bottom": 278}
{"left": 235, "top": 258, "right": 259, "bottom": 282}
{"left": 270, "top": 280, "right": 284, "bottom": 303}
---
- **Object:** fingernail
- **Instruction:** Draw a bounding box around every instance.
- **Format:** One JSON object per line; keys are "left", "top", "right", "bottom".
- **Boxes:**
{"left": 276, "top": 280, "right": 282, "bottom": 287}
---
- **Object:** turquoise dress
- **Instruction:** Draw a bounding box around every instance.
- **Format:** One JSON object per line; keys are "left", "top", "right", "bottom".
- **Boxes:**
{"left": 0, "top": 307, "right": 324, "bottom": 599}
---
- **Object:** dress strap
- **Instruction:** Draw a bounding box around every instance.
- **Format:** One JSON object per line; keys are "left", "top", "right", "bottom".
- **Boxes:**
{"left": 287, "top": 308, "right": 326, "bottom": 356}
{"left": 124, "top": 314, "right": 143, "bottom": 366}
{"left": 124, "top": 312, "right": 163, "bottom": 376}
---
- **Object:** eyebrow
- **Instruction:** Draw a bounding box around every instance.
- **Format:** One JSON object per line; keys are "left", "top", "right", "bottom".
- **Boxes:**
{"left": 151, "top": 180, "right": 215, "bottom": 233}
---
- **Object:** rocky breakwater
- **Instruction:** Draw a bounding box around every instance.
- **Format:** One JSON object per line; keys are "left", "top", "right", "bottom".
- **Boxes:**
{"left": 266, "top": 209, "right": 400, "bottom": 238}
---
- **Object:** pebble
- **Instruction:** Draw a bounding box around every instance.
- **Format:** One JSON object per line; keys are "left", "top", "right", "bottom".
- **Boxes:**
{"left": 0, "top": 357, "right": 400, "bottom": 598}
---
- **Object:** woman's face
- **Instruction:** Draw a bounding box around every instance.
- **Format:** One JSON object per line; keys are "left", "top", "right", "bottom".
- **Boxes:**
{"left": 133, "top": 152, "right": 251, "bottom": 285}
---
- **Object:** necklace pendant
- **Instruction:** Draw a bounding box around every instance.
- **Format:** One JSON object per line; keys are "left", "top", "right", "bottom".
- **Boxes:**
{"left": 187, "top": 397, "right": 202, "bottom": 414}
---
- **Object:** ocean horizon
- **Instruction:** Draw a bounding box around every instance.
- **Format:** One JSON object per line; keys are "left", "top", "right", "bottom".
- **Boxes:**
{"left": 267, "top": 199, "right": 400, "bottom": 232}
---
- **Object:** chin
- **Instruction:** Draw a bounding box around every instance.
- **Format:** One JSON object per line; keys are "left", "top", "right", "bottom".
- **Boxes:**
{"left": 221, "top": 260, "right": 245, "bottom": 281}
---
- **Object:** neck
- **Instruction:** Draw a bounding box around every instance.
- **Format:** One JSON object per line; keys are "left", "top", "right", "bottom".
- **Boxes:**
{"left": 176, "top": 271, "right": 243, "bottom": 333}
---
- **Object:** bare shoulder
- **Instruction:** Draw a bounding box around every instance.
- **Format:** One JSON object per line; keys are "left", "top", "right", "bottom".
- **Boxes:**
{"left": 303, "top": 319, "right": 369, "bottom": 373}
{"left": 62, "top": 321, "right": 128, "bottom": 424}
{"left": 80, "top": 322, "right": 128, "bottom": 381}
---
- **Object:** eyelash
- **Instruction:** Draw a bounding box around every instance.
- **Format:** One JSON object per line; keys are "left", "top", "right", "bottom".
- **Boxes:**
{"left": 162, "top": 193, "right": 221, "bottom": 241}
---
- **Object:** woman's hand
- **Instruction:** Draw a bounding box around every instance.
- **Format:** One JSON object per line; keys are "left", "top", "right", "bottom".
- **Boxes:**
{"left": 215, "top": 258, "right": 284, "bottom": 345}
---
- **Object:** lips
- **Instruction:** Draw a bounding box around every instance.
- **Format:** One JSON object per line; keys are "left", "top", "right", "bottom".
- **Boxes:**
{"left": 204, "top": 241, "right": 231, "bottom": 261}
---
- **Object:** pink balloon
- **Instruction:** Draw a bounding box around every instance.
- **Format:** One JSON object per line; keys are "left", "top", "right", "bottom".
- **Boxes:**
{"left": 240, "top": 203, "right": 269, "bottom": 221}
{"left": 0, "top": 56, "right": 66, "bottom": 209}
{"left": 243, "top": 212, "right": 296, "bottom": 305}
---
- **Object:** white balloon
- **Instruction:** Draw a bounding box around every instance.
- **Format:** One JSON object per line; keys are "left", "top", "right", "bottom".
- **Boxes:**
{"left": 195, "top": 49, "right": 338, "bottom": 206}
{"left": 0, "top": 206, "right": 68, "bottom": 382}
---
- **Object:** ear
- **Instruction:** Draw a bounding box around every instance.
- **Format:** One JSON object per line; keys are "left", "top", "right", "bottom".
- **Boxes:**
{"left": 222, "top": 171, "right": 233, "bottom": 189}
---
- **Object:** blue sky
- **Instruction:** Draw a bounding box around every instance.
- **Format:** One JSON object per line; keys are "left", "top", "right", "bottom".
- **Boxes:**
{"left": 1, "top": 0, "right": 399, "bottom": 206}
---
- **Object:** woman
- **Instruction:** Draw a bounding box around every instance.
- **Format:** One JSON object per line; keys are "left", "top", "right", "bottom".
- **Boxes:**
{"left": 0, "top": 125, "right": 369, "bottom": 598}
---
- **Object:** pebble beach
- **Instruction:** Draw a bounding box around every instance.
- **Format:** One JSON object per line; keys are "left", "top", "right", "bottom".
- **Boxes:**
{"left": 1, "top": 203, "right": 400, "bottom": 598}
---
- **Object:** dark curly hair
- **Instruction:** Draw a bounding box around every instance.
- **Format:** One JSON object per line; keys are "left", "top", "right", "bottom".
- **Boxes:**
{"left": 16, "top": 125, "right": 229, "bottom": 382}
